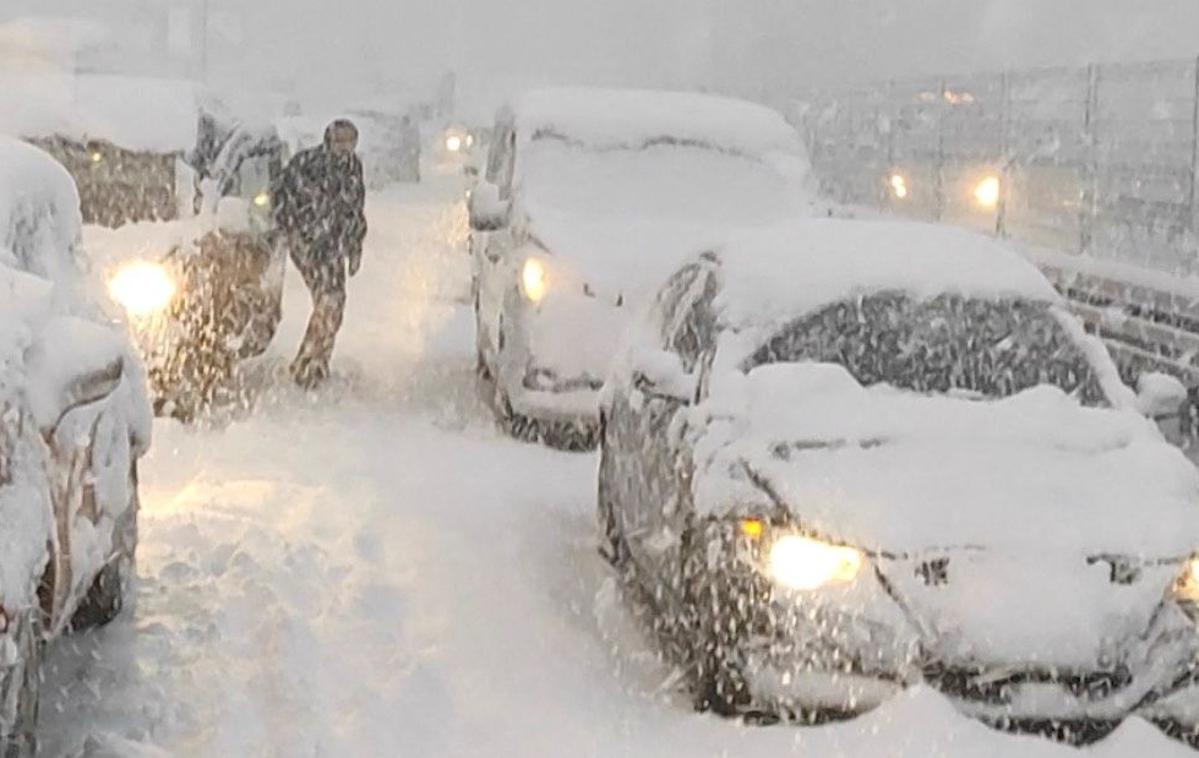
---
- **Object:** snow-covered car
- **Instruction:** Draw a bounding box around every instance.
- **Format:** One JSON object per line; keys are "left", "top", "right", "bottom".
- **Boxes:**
{"left": 1, "top": 71, "right": 204, "bottom": 228}
{"left": 597, "top": 217, "right": 1199, "bottom": 742}
{"left": 102, "top": 117, "right": 289, "bottom": 419}
{"left": 439, "top": 122, "right": 486, "bottom": 177}
{"left": 468, "top": 88, "right": 813, "bottom": 447}
{"left": 0, "top": 137, "right": 151, "bottom": 755}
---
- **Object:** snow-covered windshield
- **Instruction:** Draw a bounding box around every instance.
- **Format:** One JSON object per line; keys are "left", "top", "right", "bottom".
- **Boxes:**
{"left": 744, "top": 293, "right": 1108, "bottom": 406}
{"left": 520, "top": 135, "right": 792, "bottom": 224}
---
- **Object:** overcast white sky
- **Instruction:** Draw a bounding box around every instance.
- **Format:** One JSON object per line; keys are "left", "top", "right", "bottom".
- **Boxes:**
{"left": 2, "top": 0, "right": 1198, "bottom": 111}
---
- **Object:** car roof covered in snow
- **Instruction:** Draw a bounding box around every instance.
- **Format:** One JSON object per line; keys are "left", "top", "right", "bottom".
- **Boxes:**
{"left": 0, "top": 135, "right": 82, "bottom": 280}
{"left": 0, "top": 71, "right": 199, "bottom": 152}
{"left": 511, "top": 87, "right": 802, "bottom": 156}
{"left": 712, "top": 218, "right": 1062, "bottom": 331}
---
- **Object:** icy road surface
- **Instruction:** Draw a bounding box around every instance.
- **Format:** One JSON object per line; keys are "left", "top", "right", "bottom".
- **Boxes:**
{"left": 38, "top": 176, "right": 1195, "bottom": 757}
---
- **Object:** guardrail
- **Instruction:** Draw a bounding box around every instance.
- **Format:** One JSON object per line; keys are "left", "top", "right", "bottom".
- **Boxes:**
{"left": 795, "top": 57, "right": 1199, "bottom": 397}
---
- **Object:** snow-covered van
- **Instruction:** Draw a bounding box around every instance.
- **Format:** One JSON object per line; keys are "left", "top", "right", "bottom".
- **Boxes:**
{"left": 0, "top": 137, "right": 151, "bottom": 755}
{"left": 467, "top": 87, "right": 815, "bottom": 447}
{"left": 598, "top": 217, "right": 1199, "bottom": 743}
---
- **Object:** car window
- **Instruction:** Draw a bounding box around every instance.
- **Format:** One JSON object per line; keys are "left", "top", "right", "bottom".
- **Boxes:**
{"left": 485, "top": 125, "right": 517, "bottom": 196}
{"left": 654, "top": 264, "right": 703, "bottom": 343}
{"left": 485, "top": 125, "right": 511, "bottom": 183}
{"left": 744, "top": 292, "right": 1108, "bottom": 406}
{"left": 666, "top": 272, "right": 718, "bottom": 372}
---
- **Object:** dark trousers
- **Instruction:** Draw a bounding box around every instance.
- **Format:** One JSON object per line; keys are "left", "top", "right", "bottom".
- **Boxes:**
{"left": 289, "top": 238, "right": 346, "bottom": 388}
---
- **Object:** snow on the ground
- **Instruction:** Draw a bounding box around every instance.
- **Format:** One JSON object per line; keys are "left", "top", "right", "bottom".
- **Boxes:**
{"left": 36, "top": 174, "right": 1198, "bottom": 757}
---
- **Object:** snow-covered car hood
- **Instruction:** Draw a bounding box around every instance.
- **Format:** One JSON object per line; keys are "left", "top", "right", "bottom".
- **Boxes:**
{"left": 517, "top": 136, "right": 813, "bottom": 301}
{"left": 694, "top": 362, "right": 1199, "bottom": 559}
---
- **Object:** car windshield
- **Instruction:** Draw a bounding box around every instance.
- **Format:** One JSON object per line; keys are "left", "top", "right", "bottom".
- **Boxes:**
{"left": 520, "top": 134, "right": 793, "bottom": 224}
{"left": 743, "top": 292, "right": 1109, "bottom": 406}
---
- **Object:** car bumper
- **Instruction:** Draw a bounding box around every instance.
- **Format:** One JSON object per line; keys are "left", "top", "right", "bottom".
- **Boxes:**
{"left": 709, "top": 560, "right": 1199, "bottom": 721}
{"left": 506, "top": 384, "right": 602, "bottom": 426}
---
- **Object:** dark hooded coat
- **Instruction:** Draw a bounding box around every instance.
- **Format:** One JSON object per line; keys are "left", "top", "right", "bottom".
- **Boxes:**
{"left": 272, "top": 125, "right": 368, "bottom": 269}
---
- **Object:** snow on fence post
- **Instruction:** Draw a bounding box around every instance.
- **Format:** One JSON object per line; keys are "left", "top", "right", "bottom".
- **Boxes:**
{"left": 1190, "top": 55, "right": 1199, "bottom": 240}
{"left": 996, "top": 70, "right": 1012, "bottom": 238}
{"left": 1080, "top": 63, "right": 1101, "bottom": 255}
{"left": 934, "top": 79, "right": 947, "bottom": 222}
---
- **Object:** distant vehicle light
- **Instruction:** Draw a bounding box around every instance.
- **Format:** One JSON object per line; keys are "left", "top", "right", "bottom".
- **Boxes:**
{"left": 108, "top": 261, "right": 176, "bottom": 318}
{"left": 90, "top": 151, "right": 103, "bottom": 164}
{"left": 1174, "top": 557, "right": 1199, "bottom": 604}
{"left": 446, "top": 135, "right": 463, "bottom": 152}
{"left": 253, "top": 191, "right": 270, "bottom": 208}
{"left": 768, "top": 534, "right": 864, "bottom": 591}
{"left": 889, "top": 173, "right": 909, "bottom": 200}
{"left": 521, "top": 258, "right": 548, "bottom": 303}
{"left": 973, "top": 175, "right": 1001, "bottom": 209}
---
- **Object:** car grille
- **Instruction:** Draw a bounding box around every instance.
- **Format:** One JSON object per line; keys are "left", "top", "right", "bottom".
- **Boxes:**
{"left": 923, "top": 662, "right": 1134, "bottom": 704}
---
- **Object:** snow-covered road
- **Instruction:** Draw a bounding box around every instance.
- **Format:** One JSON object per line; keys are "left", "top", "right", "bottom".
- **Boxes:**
{"left": 37, "top": 176, "right": 1197, "bottom": 757}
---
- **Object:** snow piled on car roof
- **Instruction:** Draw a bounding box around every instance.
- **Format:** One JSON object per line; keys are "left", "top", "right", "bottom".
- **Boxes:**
{"left": 0, "top": 136, "right": 82, "bottom": 281}
{"left": 513, "top": 87, "right": 803, "bottom": 156}
{"left": 715, "top": 218, "right": 1061, "bottom": 330}
{"left": 0, "top": 71, "right": 199, "bottom": 152}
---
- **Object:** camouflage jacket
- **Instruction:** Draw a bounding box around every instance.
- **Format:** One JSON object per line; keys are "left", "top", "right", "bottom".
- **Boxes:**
{"left": 272, "top": 145, "right": 367, "bottom": 261}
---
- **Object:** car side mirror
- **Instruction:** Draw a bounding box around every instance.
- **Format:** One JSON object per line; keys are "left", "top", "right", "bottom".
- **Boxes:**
{"left": 1136, "top": 372, "right": 1188, "bottom": 443}
{"left": 468, "top": 181, "right": 510, "bottom": 232}
{"left": 631, "top": 349, "right": 696, "bottom": 404}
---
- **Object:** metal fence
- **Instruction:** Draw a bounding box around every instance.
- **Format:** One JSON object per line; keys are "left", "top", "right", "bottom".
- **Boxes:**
{"left": 797, "top": 57, "right": 1199, "bottom": 275}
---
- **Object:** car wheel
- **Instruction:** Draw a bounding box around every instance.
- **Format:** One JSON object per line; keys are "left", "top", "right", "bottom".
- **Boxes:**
{"left": 597, "top": 430, "right": 632, "bottom": 569}
{"left": 472, "top": 286, "right": 492, "bottom": 381}
{"left": 1150, "top": 718, "right": 1199, "bottom": 750}
{"left": 0, "top": 609, "right": 42, "bottom": 758}
{"left": 71, "top": 464, "right": 139, "bottom": 630}
{"left": 687, "top": 572, "right": 754, "bottom": 717}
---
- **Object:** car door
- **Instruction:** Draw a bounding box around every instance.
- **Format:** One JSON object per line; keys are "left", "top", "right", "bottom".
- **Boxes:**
{"left": 473, "top": 121, "right": 518, "bottom": 363}
{"left": 611, "top": 262, "right": 719, "bottom": 590}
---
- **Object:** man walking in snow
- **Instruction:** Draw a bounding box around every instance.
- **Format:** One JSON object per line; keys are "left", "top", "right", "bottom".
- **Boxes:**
{"left": 272, "top": 119, "right": 368, "bottom": 389}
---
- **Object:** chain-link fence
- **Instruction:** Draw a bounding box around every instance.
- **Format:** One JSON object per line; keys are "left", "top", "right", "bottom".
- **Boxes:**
{"left": 797, "top": 58, "right": 1199, "bottom": 274}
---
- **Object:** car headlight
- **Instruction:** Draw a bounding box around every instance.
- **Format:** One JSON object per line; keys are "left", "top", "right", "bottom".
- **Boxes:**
{"left": 1173, "top": 558, "right": 1199, "bottom": 607}
{"left": 252, "top": 190, "right": 270, "bottom": 208}
{"left": 108, "top": 261, "right": 176, "bottom": 318}
{"left": 446, "top": 134, "right": 463, "bottom": 152}
{"left": 740, "top": 518, "right": 864, "bottom": 591}
{"left": 521, "top": 258, "right": 548, "bottom": 303}
{"left": 973, "top": 174, "right": 1001, "bottom": 209}
{"left": 889, "top": 173, "right": 909, "bottom": 199}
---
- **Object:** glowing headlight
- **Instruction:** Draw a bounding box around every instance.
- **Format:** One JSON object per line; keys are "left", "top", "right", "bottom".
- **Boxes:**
{"left": 521, "top": 258, "right": 548, "bottom": 303}
{"left": 253, "top": 191, "right": 270, "bottom": 208}
{"left": 446, "top": 134, "right": 463, "bottom": 152}
{"left": 973, "top": 175, "right": 1001, "bottom": 209}
{"left": 767, "top": 534, "right": 864, "bottom": 591}
{"left": 889, "top": 173, "right": 909, "bottom": 200}
{"left": 108, "top": 261, "right": 176, "bottom": 318}
{"left": 1174, "top": 558, "right": 1199, "bottom": 604}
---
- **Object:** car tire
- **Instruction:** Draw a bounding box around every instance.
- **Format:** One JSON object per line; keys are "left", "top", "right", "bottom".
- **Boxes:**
{"left": 688, "top": 578, "right": 753, "bottom": 716}
{"left": 1150, "top": 718, "right": 1199, "bottom": 750}
{"left": 0, "top": 609, "right": 42, "bottom": 758}
{"left": 472, "top": 286, "right": 492, "bottom": 382}
{"left": 71, "top": 464, "right": 139, "bottom": 631}
{"left": 596, "top": 433, "right": 631, "bottom": 570}
{"left": 679, "top": 526, "right": 755, "bottom": 717}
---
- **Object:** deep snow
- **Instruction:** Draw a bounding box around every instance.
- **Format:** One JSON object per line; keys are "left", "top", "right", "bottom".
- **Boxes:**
{"left": 35, "top": 173, "right": 1199, "bottom": 757}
